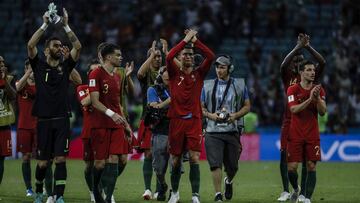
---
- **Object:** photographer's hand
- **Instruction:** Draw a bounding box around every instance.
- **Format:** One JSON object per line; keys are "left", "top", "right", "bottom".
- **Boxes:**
{"left": 207, "top": 112, "right": 220, "bottom": 121}
{"left": 227, "top": 113, "right": 237, "bottom": 124}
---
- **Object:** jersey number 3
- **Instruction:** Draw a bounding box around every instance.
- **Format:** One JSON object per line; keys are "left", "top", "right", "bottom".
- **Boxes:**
{"left": 103, "top": 84, "right": 109, "bottom": 94}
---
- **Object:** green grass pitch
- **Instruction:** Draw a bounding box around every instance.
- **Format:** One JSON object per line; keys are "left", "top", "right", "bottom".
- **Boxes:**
{"left": 0, "top": 160, "right": 359, "bottom": 202}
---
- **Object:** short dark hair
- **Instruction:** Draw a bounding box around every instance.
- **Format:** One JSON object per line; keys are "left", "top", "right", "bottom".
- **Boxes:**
{"left": 184, "top": 43, "right": 194, "bottom": 50}
{"left": 100, "top": 43, "right": 121, "bottom": 59}
{"left": 299, "top": 60, "right": 315, "bottom": 72}
{"left": 45, "top": 36, "right": 62, "bottom": 48}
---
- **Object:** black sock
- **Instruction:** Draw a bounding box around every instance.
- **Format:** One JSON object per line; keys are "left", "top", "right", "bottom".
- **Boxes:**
{"left": 84, "top": 165, "right": 93, "bottom": 191}
{"left": 105, "top": 163, "right": 118, "bottom": 201}
{"left": 288, "top": 170, "right": 299, "bottom": 191}
{"left": 54, "top": 162, "right": 67, "bottom": 199}
{"left": 305, "top": 171, "right": 316, "bottom": 199}
{"left": 189, "top": 163, "right": 200, "bottom": 195}
{"left": 45, "top": 163, "right": 53, "bottom": 196}
{"left": 117, "top": 163, "right": 126, "bottom": 177}
{"left": 170, "top": 165, "right": 181, "bottom": 193}
{"left": 0, "top": 157, "right": 4, "bottom": 184}
{"left": 35, "top": 164, "right": 48, "bottom": 193}
{"left": 101, "top": 163, "right": 110, "bottom": 195}
{"left": 300, "top": 162, "right": 307, "bottom": 195}
{"left": 93, "top": 166, "right": 104, "bottom": 201}
{"left": 22, "top": 161, "right": 32, "bottom": 189}
{"left": 280, "top": 151, "right": 289, "bottom": 192}
{"left": 143, "top": 157, "right": 153, "bottom": 190}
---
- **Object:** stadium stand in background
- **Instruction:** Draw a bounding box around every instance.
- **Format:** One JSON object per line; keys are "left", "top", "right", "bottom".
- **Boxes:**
{"left": 0, "top": 0, "right": 359, "bottom": 133}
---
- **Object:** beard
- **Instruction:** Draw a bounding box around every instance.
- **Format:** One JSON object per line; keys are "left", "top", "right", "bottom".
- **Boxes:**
{"left": 49, "top": 50, "right": 61, "bottom": 60}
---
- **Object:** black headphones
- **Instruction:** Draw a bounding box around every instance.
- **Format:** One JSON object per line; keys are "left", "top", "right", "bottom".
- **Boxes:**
{"left": 215, "top": 54, "right": 234, "bottom": 73}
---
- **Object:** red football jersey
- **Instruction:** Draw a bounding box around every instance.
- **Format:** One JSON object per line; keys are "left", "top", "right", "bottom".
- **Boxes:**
{"left": 166, "top": 40, "right": 215, "bottom": 119}
{"left": 287, "top": 83, "right": 325, "bottom": 139}
{"left": 76, "top": 84, "right": 94, "bottom": 138}
{"left": 17, "top": 83, "right": 37, "bottom": 129}
{"left": 281, "top": 69, "right": 302, "bottom": 120}
{"left": 88, "top": 67, "right": 123, "bottom": 128}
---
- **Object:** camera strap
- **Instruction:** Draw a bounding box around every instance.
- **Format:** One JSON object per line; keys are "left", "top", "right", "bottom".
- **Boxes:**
{"left": 211, "top": 78, "right": 232, "bottom": 113}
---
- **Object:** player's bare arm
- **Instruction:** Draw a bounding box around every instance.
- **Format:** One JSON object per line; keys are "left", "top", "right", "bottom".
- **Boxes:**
{"left": 314, "top": 85, "right": 327, "bottom": 116}
{"left": 62, "top": 8, "right": 82, "bottom": 61}
{"left": 149, "top": 97, "right": 171, "bottom": 109}
{"left": 69, "top": 69, "right": 82, "bottom": 85}
{"left": 15, "top": 68, "right": 32, "bottom": 92}
{"left": 90, "top": 91, "right": 126, "bottom": 125}
{"left": 280, "top": 34, "right": 306, "bottom": 76}
{"left": 228, "top": 99, "right": 251, "bottom": 123}
{"left": 125, "top": 61, "right": 135, "bottom": 96}
{"left": 137, "top": 41, "right": 156, "bottom": 79}
{"left": 27, "top": 12, "right": 49, "bottom": 59}
{"left": 302, "top": 34, "right": 326, "bottom": 75}
{"left": 4, "top": 77, "right": 16, "bottom": 101}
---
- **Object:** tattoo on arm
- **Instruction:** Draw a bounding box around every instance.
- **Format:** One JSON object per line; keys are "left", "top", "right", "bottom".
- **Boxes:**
{"left": 68, "top": 32, "right": 78, "bottom": 43}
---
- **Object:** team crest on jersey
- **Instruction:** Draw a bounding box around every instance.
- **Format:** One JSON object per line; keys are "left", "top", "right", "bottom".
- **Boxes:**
{"left": 57, "top": 66, "right": 63, "bottom": 75}
{"left": 89, "top": 79, "right": 96, "bottom": 87}
{"left": 288, "top": 95, "right": 294, "bottom": 102}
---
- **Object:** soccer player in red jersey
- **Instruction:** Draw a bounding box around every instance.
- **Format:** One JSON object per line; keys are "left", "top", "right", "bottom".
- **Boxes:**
{"left": 278, "top": 34, "right": 326, "bottom": 202}
{"left": 76, "top": 59, "right": 100, "bottom": 202}
{"left": 89, "top": 43, "right": 132, "bottom": 203}
{"left": 166, "top": 29, "right": 215, "bottom": 203}
{"left": 15, "top": 60, "right": 37, "bottom": 197}
{"left": 287, "top": 61, "right": 326, "bottom": 203}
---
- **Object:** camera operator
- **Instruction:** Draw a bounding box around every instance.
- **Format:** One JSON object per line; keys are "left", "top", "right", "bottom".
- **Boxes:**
{"left": 201, "top": 55, "right": 250, "bottom": 201}
{"left": 145, "top": 66, "right": 171, "bottom": 201}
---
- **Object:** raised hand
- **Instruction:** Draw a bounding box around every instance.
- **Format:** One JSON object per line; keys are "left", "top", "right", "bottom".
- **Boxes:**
{"left": 184, "top": 29, "right": 198, "bottom": 43}
{"left": 149, "top": 40, "right": 157, "bottom": 56}
{"left": 160, "top": 38, "right": 168, "bottom": 54}
{"left": 62, "top": 8, "right": 68, "bottom": 26}
{"left": 297, "top": 33, "right": 306, "bottom": 48}
{"left": 61, "top": 45, "right": 70, "bottom": 59}
{"left": 310, "top": 85, "right": 321, "bottom": 100}
{"left": 43, "top": 12, "right": 50, "bottom": 24}
{"left": 125, "top": 61, "right": 134, "bottom": 77}
{"left": 303, "top": 34, "right": 310, "bottom": 47}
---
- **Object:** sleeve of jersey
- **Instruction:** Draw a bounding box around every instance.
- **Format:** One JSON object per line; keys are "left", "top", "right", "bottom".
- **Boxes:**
{"left": 166, "top": 40, "right": 186, "bottom": 77}
{"left": 88, "top": 70, "right": 100, "bottom": 93}
{"left": 195, "top": 40, "right": 215, "bottom": 78}
{"left": 287, "top": 86, "right": 298, "bottom": 108}
{"left": 147, "top": 87, "right": 159, "bottom": 104}
{"left": 76, "top": 86, "right": 87, "bottom": 102}
{"left": 28, "top": 53, "right": 39, "bottom": 72}
{"left": 66, "top": 56, "right": 77, "bottom": 72}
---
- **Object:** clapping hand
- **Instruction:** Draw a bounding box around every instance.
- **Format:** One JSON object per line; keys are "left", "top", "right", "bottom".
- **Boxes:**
{"left": 125, "top": 61, "right": 134, "bottom": 77}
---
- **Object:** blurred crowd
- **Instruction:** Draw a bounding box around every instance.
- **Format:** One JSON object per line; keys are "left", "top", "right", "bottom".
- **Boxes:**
{"left": 1, "top": 0, "right": 359, "bottom": 133}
